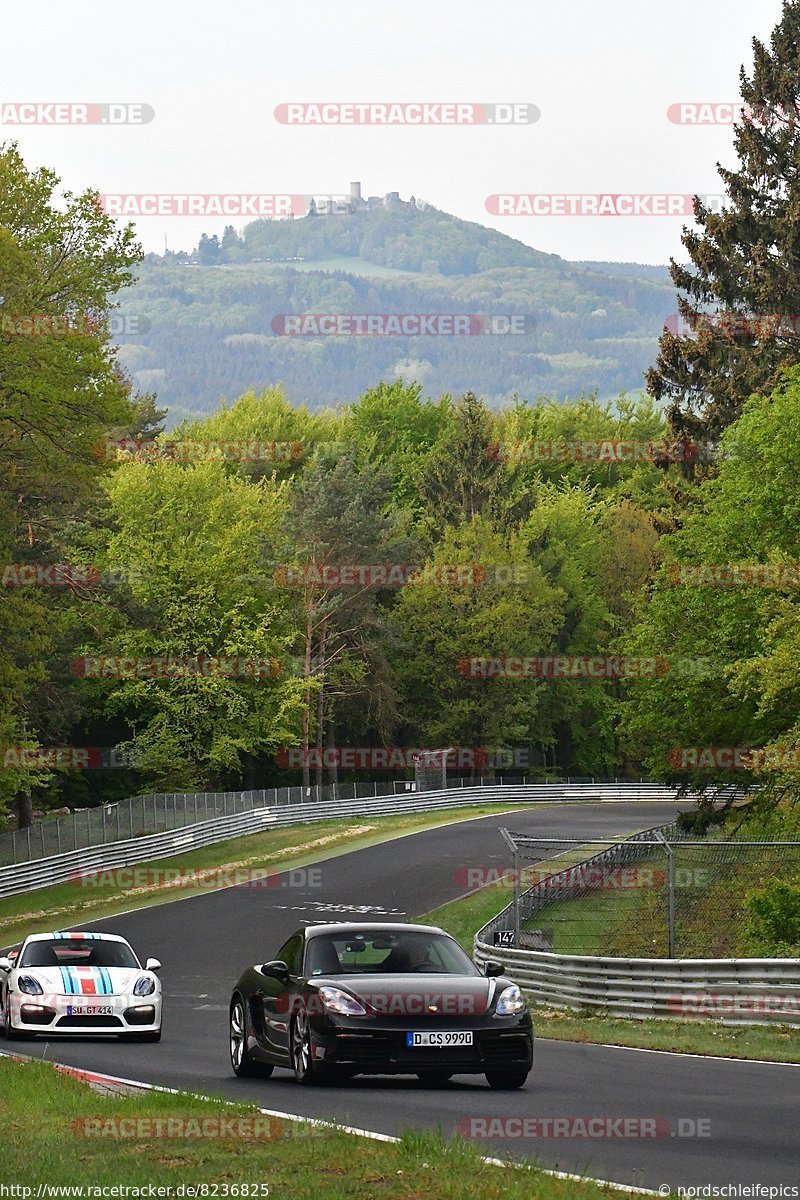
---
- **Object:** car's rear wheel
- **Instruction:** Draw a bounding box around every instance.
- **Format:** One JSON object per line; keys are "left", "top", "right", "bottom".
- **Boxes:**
{"left": 485, "top": 1067, "right": 529, "bottom": 1090}
{"left": 230, "top": 998, "right": 273, "bottom": 1078}
{"left": 416, "top": 1070, "right": 454, "bottom": 1084}
{"left": 291, "top": 1009, "right": 323, "bottom": 1084}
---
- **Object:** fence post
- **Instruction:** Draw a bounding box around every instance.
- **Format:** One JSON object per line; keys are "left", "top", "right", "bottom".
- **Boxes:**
{"left": 499, "top": 828, "right": 519, "bottom": 947}
{"left": 654, "top": 831, "right": 676, "bottom": 957}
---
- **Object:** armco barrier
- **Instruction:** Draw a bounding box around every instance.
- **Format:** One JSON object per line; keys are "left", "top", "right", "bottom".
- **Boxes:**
{"left": 0, "top": 777, "right": 677, "bottom": 866}
{"left": 472, "top": 938, "right": 800, "bottom": 1026}
{"left": 474, "top": 826, "right": 800, "bottom": 1027}
{"left": 0, "top": 783, "right": 681, "bottom": 900}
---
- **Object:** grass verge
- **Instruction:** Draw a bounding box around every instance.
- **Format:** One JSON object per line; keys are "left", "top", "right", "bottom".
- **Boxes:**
{"left": 0, "top": 1055, "right": 637, "bottom": 1198}
{"left": 416, "top": 855, "right": 800, "bottom": 1065}
{"left": 530, "top": 1007, "right": 800, "bottom": 1063}
{"left": 0, "top": 803, "right": 531, "bottom": 950}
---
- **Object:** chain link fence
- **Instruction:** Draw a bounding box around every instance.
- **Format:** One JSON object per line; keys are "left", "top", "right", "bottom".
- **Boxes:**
{"left": 494, "top": 825, "right": 800, "bottom": 959}
{"left": 0, "top": 781, "right": 415, "bottom": 866}
{"left": 0, "top": 775, "right": 658, "bottom": 867}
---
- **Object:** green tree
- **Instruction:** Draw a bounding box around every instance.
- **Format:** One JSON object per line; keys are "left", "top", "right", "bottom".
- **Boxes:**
{"left": 79, "top": 460, "right": 304, "bottom": 790}
{"left": 279, "top": 449, "right": 405, "bottom": 789}
{"left": 622, "top": 366, "right": 800, "bottom": 789}
{"left": 418, "top": 392, "right": 508, "bottom": 530}
{"left": 391, "top": 517, "right": 563, "bottom": 770}
{"left": 348, "top": 379, "right": 451, "bottom": 515}
{"left": 0, "top": 142, "right": 140, "bottom": 825}
{"left": 647, "top": 1, "right": 800, "bottom": 443}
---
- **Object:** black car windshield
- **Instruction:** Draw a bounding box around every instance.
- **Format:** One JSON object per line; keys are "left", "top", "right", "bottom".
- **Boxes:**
{"left": 304, "top": 930, "right": 479, "bottom": 977}
{"left": 19, "top": 939, "right": 139, "bottom": 969}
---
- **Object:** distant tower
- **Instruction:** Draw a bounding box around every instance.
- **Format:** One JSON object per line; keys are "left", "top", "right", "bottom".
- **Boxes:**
{"left": 350, "top": 181, "right": 362, "bottom": 204}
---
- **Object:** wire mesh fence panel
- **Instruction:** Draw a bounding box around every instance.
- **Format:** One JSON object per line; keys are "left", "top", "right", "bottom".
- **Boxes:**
{"left": 0, "top": 776, "right": 673, "bottom": 868}
{"left": 497, "top": 826, "right": 800, "bottom": 959}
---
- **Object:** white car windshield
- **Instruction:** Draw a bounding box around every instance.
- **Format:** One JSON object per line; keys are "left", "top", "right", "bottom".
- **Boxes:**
{"left": 19, "top": 940, "right": 139, "bottom": 969}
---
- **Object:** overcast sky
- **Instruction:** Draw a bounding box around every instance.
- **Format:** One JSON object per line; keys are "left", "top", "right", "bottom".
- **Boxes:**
{"left": 1, "top": 0, "right": 785, "bottom": 263}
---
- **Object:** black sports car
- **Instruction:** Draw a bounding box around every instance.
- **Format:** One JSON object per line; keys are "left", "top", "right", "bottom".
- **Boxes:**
{"left": 228, "top": 921, "right": 533, "bottom": 1088}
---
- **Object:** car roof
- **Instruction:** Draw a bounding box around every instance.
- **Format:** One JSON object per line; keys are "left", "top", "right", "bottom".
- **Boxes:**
{"left": 303, "top": 922, "right": 447, "bottom": 939}
{"left": 23, "top": 931, "right": 129, "bottom": 944}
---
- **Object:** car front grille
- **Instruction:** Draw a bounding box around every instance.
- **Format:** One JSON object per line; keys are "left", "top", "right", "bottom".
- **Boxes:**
{"left": 330, "top": 1028, "right": 531, "bottom": 1069}
{"left": 56, "top": 1015, "right": 123, "bottom": 1029}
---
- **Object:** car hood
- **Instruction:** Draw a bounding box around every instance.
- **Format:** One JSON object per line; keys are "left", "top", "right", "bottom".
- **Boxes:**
{"left": 316, "top": 973, "right": 498, "bottom": 1017}
{"left": 15, "top": 966, "right": 143, "bottom": 996}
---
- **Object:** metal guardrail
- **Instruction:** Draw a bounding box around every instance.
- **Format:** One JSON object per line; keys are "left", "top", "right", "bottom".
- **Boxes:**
{"left": 472, "top": 939, "right": 800, "bottom": 1026}
{"left": 0, "top": 783, "right": 681, "bottom": 899}
{"left": 0, "top": 776, "right": 674, "bottom": 866}
{"left": 474, "top": 825, "right": 800, "bottom": 1026}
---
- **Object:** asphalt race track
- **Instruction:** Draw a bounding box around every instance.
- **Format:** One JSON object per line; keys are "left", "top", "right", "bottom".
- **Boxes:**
{"left": 6, "top": 801, "right": 798, "bottom": 1193}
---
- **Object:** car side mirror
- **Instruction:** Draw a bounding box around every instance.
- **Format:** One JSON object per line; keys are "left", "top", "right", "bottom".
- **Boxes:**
{"left": 260, "top": 959, "right": 290, "bottom": 981}
{"left": 483, "top": 960, "right": 504, "bottom": 977}
{"left": 145, "top": 958, "right": 161, "bottom": 973}
{"left": 0, "top": 957, "right": 12, "bottom": 973}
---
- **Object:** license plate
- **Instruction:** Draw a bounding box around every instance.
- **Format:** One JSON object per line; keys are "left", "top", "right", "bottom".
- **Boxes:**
{"left": 66, "top": 1005, "right": 113, "bottom": 1016}
{"left": 406, "top": 1030, "right": 473, "bottom": 1048}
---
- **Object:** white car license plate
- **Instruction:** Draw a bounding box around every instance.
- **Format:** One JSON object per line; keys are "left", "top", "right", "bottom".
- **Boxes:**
{"left": 406, "top": 1030, "right": 473, "bottom": 1048}
{"left": 66, "top": 1005, "right": 113, "bottom": 1016}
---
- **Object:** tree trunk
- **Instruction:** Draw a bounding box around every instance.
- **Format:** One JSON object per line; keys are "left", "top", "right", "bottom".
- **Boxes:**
{"left": 15, "top": 790, "right": 33, "bottom": 830}
{"left": 326, "top": 715, "right": 338, "bottom": 790}
{"left": 314, "top": 622, "right": 327, "bottom": 791}
{"left": 301, "top": 603, "right": 313, "bottom": 791}
{"left": 556, "top": 719, "right": 573, "bottom": 775}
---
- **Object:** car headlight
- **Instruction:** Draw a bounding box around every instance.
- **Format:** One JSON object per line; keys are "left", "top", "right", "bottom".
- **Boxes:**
{"left": 495, "top": 984, "right": 526, "bottom": 1016}
{"left": 133, "top": 975, "right": 156, "bottom": 997}
{"left": 18, "top": 975, "right": 43, "bottom": 996}
{"left": 318, "top": 985, "right": 367, "bottom": 1016}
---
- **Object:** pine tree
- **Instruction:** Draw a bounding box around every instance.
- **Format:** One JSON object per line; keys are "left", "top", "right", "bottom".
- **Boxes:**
{"left": 647, "top": 1, "right": 800, "bottom": 444}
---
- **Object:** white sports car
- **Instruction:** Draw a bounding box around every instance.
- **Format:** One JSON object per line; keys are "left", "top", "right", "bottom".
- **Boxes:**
{"left": 0, "top": 930, "right": 162, "bottom": 1041}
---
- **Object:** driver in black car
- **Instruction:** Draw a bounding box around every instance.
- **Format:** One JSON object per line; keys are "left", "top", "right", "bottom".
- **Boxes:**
{"left": 380, "top": 939, "right": 437, "bottom": 973}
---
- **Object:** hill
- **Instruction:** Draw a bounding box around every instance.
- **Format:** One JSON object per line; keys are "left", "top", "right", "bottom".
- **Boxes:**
{"left": 114, "top": 200, "right": 677, "bottom": 423}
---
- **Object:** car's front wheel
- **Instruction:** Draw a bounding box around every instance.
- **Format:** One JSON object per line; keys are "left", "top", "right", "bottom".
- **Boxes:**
{"left": 230, "top": 997, "right": 273, "bottom": 1078}
{"left": 485, "top": 1067, "right": 529, "bottom": 1090}
{"left": 3, "top": 997, "right": 33, "bottom": 1041}
{"left": 291, "top": 1009, "right": 322, "bottom": 1084}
